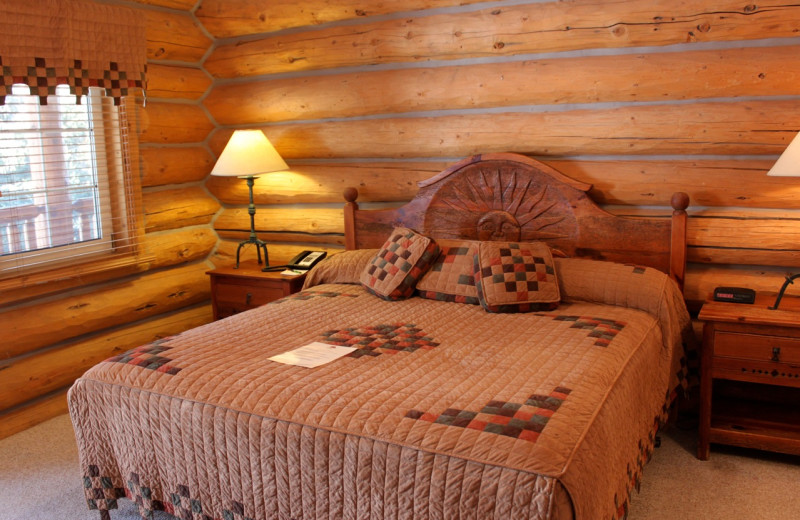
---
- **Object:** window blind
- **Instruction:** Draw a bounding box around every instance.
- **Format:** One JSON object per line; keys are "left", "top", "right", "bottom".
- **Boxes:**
{"left": 0, "top": 0, "right": 146, "bottom": 281}
{"left": 0, "top": 84, "right": 142, "bottom": 276}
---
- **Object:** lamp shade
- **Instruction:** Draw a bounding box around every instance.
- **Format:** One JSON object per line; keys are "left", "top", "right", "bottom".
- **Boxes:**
{"left": 210, "top": 129, "right": 289, "bottom": 178}
{"left": 767, "top": 131, "right": 800, "bottom": 177}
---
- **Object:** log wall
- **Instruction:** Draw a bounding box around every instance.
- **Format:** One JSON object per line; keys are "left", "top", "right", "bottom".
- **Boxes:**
{"left": 0, "top": 1, "right": 217, "bottom": 438}
{"left": 5, "top": 0, "right": 800, "bottom": 439}
{"left": 200, "top": 0, "right": 800, "bottom": 309}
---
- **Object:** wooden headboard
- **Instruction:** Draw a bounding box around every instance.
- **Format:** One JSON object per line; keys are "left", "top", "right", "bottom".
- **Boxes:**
{"left": 343, "top": 153, "right": 689, "bottom": 290}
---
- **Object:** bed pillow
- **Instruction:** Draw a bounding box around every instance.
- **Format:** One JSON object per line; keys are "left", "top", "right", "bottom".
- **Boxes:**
{"left": 474, "top": 241, "right": 560, "bottom": 313}
{"left": 302, "top": 249, "right": 380, "bottom": 289}
{"left": 554, "top": 257, "right": 694, "bottom": 362}
{"left": 416, "top": 238, "right": 480, "bottom": 304}
{"left": 360, "top": 227, "right": 440, "bottom": 300}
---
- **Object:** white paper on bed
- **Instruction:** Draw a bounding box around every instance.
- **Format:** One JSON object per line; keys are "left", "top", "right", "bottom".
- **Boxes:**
{"left": 268, "top": 342, "right": 357, "bottom": 368}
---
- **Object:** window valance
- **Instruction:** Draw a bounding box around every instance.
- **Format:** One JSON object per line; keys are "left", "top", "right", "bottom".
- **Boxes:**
{"left": 0, "top": 0, "right": 146, "bottom": 105}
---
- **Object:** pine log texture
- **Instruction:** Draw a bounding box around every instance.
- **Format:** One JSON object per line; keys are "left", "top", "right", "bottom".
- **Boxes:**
{"left": 141, "top": 146, "right": 215, "bottom": 187}
{"left": 214, "top": 207, "right": 343, "bottom": 236}
{"left": 211, "top": 99, "right": 800, "bottom": 159}
{"left": 147, "top": 63, "right": 212, "bottom": 100}
{"left": 146, "top": 9, "right": 212, "bottom": 63}
{"left": 140, "top": 102, "right": 215, "bottom": 144}
{"left": 0, "top": 390, "right": 69, "bottom": 440}
{"left": 205, "top": 163, "right": 446, "bottom": 204}
{"left": 0, "top": 304, "right": 212, "bottom": 412}
{"left": 144, "top": 228, "right": 218, "bottom": 266}
{"left": 196, "top": 0, "right": 489, "bottom": 38}
{"left": 144, "top": 187, "right": 221, "bottom": 232}
{"left": 130, "top": 0, "right": 197, "bottom": 10}
{"left": 0, "top": 229, "right": 215, "bottom": 308}
{"left": 205, "top": 45, "right": 800, "bottom": 124}
{"left": 2, "top": 263, "right": 210, "bottom": 359}
{"left": 205, "top": 1, "right": 800, "bottom": 77}
{"left": 205, "top": 159, "right": 800, "bottom": 209}
{"left": 550, "top": 160, "right": 796, "bottom": 208}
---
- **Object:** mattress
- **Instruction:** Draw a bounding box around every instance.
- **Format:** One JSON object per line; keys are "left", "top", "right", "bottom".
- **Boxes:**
{"left": 68, "top": 256, "right": 691, "bottom": 520}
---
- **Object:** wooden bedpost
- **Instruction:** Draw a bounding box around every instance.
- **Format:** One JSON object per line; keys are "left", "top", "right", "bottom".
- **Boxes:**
{"left": 343, "top": 187, "right": 359, "bottom": 250}
{"left": 670, "top": 192, "right": 690, "bottom": 292}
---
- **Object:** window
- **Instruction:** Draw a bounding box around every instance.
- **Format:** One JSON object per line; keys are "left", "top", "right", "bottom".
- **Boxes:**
{"left": 0, "top": 84, "right": 142, "bottom": 278}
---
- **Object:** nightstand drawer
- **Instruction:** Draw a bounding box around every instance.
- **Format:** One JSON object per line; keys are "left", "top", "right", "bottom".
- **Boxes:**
{"left": 215, "top": 282, "right": 283, "bottom": 312}
{"left": 715, "top": 332, "right": 800, "bottom": 364}
{"left": 207, "top": 263, "right": 307, "bottom": 320}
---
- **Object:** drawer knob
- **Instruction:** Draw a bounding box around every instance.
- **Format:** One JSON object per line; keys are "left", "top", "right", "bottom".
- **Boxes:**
{"left": 772, "top": 347, "right": 781, "bottom": 363}
{"left": 246, "top": 292, "right": 253, "bottom": 305}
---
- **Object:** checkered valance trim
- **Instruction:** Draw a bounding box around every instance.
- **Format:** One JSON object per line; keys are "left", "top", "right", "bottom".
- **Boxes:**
{"left": 0, "top": 0, "right": 146, "bottom": 106}
{"left": 0, "top": 56, "right": 146, "bottom": 105}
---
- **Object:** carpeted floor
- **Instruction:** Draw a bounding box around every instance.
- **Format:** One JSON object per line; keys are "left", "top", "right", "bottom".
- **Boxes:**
{"left": 1, "top": 414, "right": 799, "bottom": 520}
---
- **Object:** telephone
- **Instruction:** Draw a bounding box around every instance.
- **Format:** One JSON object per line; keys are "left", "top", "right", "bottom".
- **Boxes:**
{"left": 288, "top": 250, "right": 327, "bottom": 270}
{"left": 262, "top": 250, "right": 327, "bottom": 272}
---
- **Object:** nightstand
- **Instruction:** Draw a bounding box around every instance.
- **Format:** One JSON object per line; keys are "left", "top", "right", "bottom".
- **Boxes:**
{"left": 207, "top": 262, "right": 307, "bottom": 320}
{"left": 697, "top": 294, "right": 800, "bottom": 460}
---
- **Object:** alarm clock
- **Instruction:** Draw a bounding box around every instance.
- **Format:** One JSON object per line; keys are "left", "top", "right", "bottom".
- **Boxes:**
{"left": 713, "top": 286, "right": 756, "bottom": 304}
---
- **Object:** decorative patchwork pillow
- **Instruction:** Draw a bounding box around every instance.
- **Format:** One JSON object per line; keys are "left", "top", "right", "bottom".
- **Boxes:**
{"left": 302, "top": 249, "right": 379, "bottom": 289}
{"left": 360, "top": 227, "right": 440, "bottom": 300}
{"left": 474, "top": 241, "right": 560, "bottom": 313}
{"left": 416, "top": 239, "right": 480, "bottom": 304}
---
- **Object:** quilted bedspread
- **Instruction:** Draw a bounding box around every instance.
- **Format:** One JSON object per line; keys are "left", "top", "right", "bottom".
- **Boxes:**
{"left": 69, "top": 257, "right": 691, "bottom": 520}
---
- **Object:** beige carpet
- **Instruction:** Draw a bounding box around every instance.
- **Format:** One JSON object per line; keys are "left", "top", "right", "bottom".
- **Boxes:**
{"left": 1, "top": 414, "right": 798, "bottom": 519}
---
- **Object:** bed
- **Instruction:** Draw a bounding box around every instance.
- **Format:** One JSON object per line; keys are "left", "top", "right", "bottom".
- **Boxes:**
{"left": 68, "top": 153, "right": 694, "bottom": 520}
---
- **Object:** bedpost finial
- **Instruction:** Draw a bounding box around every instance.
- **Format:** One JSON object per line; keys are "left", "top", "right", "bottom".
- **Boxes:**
{"left": 343, "top": 187, "right": 359, "bottom": 203}
{"left": 670, "top": 192, "right": 689, "bottom": 212}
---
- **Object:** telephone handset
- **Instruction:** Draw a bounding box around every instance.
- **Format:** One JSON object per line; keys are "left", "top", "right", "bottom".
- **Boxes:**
{"left": 262, "top": 250, "right": 327, "bottom": 272}
{"left": 288, "top": 250, "right": 327, "bottom": 270}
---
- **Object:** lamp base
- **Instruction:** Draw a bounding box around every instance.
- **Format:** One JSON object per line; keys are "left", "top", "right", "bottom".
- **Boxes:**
{"left": 235, "top": 237, "right": 269, "bottom": 268}
{"left": 234, "top": 175, "right": 270, "bottom": 269}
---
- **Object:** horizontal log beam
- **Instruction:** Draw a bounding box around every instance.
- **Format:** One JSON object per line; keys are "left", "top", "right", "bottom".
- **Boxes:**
{"left": 140, "top": 102, "right": 215, "bottom": 144}
{"left": 214, "top": 207, "right": 343, "bottom": 235}
{"left": 0, "top": 305, "right": 212, "bottom": 412}
{"left": 1, "top": 263, "right": 211, "bottom": 359}
{"left": 690, "top": 216, "right": 800, "bottom": 251}
{"left": 0, "top": 228, "right": 215, "bottom": 308}
{"left": 141, "top": 146, "right": 214, "bottom": 187}
{"left": 206, "top": 158, "right": 800, "bottom": 209}
{"left": 205, "top": 1, "right": 800, "bottom": 77}
{"left": 0, "top": 390, "right": 68, "bottom": 440}
{"left": 215, "top": 230, "right": 344, "bottom": 246}
{"left": 196, "top": 0, "right": 489, "bottom": 38}
{"left": 216, "top": 99, "right": 800, "bottom": 159}
{"left": 144, "top": 187, "right": 221, "bottom": 232}
{"left": 147, "top": 63, "right": 212, "bottom": 100}
{"left": 689, "top": 247, "right": 800, "bottom": 268}
{"left": 205, "top": 162, "right": 447, "bottom": 204}
{"left": 205, "top": 45, "right": 800, "bottom": 124}
{"left": 130, "top": 0, "right": 197, "bottom": 11}
{"left": 146, "top": 10, "right": 211, "bottom": 63}
{"left": 144, "top": 228, "right": 218, "bottom": 266}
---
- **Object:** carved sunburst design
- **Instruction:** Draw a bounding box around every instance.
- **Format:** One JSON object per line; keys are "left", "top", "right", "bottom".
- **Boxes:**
{"left": 424, "top": 164, "right": 575, "bottom": 242}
